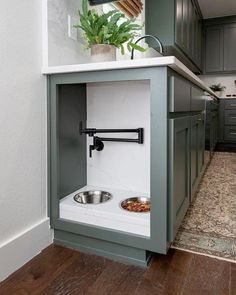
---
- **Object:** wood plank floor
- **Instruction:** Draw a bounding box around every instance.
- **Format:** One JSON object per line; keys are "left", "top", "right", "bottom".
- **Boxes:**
{"left": 0, "top": 245, "right": 235, "bottom": 295}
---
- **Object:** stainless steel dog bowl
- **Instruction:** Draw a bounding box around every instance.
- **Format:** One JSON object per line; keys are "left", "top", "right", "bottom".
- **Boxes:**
{"left": 74, "top": 190, "right": 112, "bottom": 204}
{"left": 120, "top": 197, "right": 150, "bottom": 213}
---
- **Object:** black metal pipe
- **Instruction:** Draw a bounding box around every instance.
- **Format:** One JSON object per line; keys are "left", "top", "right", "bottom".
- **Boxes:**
{"left": 82, "top": 128, "right": 141, "bottom": 134}
{"left": 99, "top": 137, "right": 140, "bottom": 143}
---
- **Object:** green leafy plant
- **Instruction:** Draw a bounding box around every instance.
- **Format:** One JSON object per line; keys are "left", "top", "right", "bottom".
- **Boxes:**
{"left": 209, "top": 83, "right": 226, "bottom": 92}
{"left": 74, "top": 0, "right": 145, "bottom": 55}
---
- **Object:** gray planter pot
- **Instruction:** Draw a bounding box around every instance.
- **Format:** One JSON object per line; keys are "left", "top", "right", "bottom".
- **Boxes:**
{"left": 91, "top": 44, "right": 116, "bottom": 62}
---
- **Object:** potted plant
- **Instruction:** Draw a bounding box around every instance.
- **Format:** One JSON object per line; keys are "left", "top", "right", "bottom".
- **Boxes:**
{"left": 209, "top": 83, "right": 226, "bottom": 97}
{"left": 74, "top": 0, "right": 145, "bottom": 62}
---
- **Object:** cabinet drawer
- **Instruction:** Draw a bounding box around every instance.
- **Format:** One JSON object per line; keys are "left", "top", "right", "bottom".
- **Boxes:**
{"left": 224, "top": 126, "right": 236, "bottom": 142}
{"left": 224, "top": 110, "right": 236, "bottom": 125}
{"left": 191, "top": 86, "right": 205, "bottom": 111}
{"left": 224, "top": 100, "right": 236, "bottom": 110}
{"left": 169, "top": 76, "right": 191, "bottom": 112}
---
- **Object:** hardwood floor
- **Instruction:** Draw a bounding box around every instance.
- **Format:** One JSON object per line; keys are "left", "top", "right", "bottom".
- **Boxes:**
{"left": 0, "top": 245, "right": 235, "bottom": 295}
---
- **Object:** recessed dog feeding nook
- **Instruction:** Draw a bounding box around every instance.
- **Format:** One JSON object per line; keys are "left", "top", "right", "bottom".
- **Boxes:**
{"left": 46, "top": 57, "right": 216, "bottom": 266}
{"left": 58, "top": 77, "right": 151, "bottom": 239}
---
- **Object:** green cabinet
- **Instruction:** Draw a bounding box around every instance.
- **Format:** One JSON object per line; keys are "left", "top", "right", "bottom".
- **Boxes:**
{"left": 169, "top": 116, "right": 190, "bottom": 241}
{"left": 146, "top": 0, "right": 203, "bottom": 73}
{"left": 168, "top": 72, "right": 206, "bottom": 241}
{"left": 219, "top": 99, "right": 236, "bottom": 144}
{"left": 204, "top": 18, "right": 236, "bottom": 73}
{"left": 175, "top": 0, "right": 202, "bottom": 69}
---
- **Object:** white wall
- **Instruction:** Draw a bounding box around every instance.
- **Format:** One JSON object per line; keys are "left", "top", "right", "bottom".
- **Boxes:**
{"left": 0, "top": 0, "right": 52, "bottom": 281}
{"left": 48, "top": 0, "right": 90, "bottom": 66}
{"left": 200, "top": 74, "right": 236, "bottom": 98}
{"left": 87, "top": 81, "right": 150, "bottom": 193}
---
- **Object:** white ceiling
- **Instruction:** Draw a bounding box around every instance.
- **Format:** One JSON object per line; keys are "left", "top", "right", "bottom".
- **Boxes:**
{"left": 198, "top": 0, "right": 236, "bottom": 19}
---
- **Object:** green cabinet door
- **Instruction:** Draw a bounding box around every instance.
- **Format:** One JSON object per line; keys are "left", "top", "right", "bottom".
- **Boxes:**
{"left": 190, "top": 115, "right": 199, "bottom": 199}
{"left": 198, "top": 114, "right": 205, "bottom": 177}
{"left": 188, "top": 0, "right": 194, "bottom": 58}
{"left": 169, "top": 116, "right": 190, "bottom": 241}
{"left": 175, "top": 0, "right": 195, "bottom": 55}
{"left": 175, "top": 0, "right": 184, "bottom": 50}
{"left": 214, "top": 110, "right": 218, "bottom": 146}
{"left": 211, "top": 111, "right": 218, "bottom": 148}
{"left": 190, "top": 114, "right": 205, "bottom": 200}
{"left": 192, "top": 6, "right": 198, "bottom": 64}
{"left": 182, "top": 0, "right": 189, "bottom": 52}
{"left": 196, "top": 14, "right": 202, "bottom": 68}
{"left": 205, "top": 26, "right": 224, "bottom": 73}
{"left": 224, "top": 24, "right": 236, "bottom": 71}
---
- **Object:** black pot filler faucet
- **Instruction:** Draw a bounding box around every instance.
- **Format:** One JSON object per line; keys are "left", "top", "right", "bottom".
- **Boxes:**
{"left": 80, "top": 122, "right": 144, "bottom": 158}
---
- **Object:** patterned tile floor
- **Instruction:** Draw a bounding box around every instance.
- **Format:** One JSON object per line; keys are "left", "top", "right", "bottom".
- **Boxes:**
{"left": 173, "top": 152, "right": 236, "bottom": 262}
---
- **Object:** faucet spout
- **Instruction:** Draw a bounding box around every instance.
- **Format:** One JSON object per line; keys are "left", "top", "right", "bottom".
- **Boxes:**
{"left": 131, "top": 35, "right": 164, "bottom": 60}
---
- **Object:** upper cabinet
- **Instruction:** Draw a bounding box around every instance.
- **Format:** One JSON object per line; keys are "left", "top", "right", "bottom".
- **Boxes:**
{"left": 204, "top": 17, "right": 236, "bottom": 73}
{"left": 146, "top": 0, "right": 203, "bottom": 73}
{"left": 224, "top": 23, "right": 236, "bottom": 72}
{"left": 205, "top": 26, "right": 224, "bottom": 73}
{"left": 175, "top": 0, "right": 202, "bottom": 69}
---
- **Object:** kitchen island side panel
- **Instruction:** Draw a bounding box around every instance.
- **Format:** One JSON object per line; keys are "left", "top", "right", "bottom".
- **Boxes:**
{"left": 58, "top": 84, "right": 87, "bottom": 199}
{"left": 49, "top": 67, "right": 169, "bottom": 256}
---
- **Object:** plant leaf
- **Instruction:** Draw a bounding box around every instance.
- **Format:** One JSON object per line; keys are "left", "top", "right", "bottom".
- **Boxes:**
{"left": 129, "top": 42, "right": 147, "bottom": 52}
{"left": 82, "top": 0, "right": 88, "bottom": 15}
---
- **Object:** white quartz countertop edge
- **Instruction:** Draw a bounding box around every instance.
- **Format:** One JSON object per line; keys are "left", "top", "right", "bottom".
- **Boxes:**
{"left": 42, "top": 56, "right": 218, "bottom": 99}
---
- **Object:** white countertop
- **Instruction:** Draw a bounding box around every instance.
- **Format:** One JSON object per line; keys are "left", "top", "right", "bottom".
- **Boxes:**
{"left": 43, "top": 56, "right": 218, "bottom": 98}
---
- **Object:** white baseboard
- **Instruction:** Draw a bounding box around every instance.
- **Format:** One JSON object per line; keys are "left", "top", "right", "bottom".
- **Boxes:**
{"left": 0, "top": 218, "right": 53, "bottom": 282}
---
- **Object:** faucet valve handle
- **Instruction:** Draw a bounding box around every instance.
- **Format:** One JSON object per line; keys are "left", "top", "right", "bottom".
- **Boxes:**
{"left": 94, "top": 137, "right": 104, "bottom": 152}
{"left": 89, "top": 137, "right": 104, "bottom": 158}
